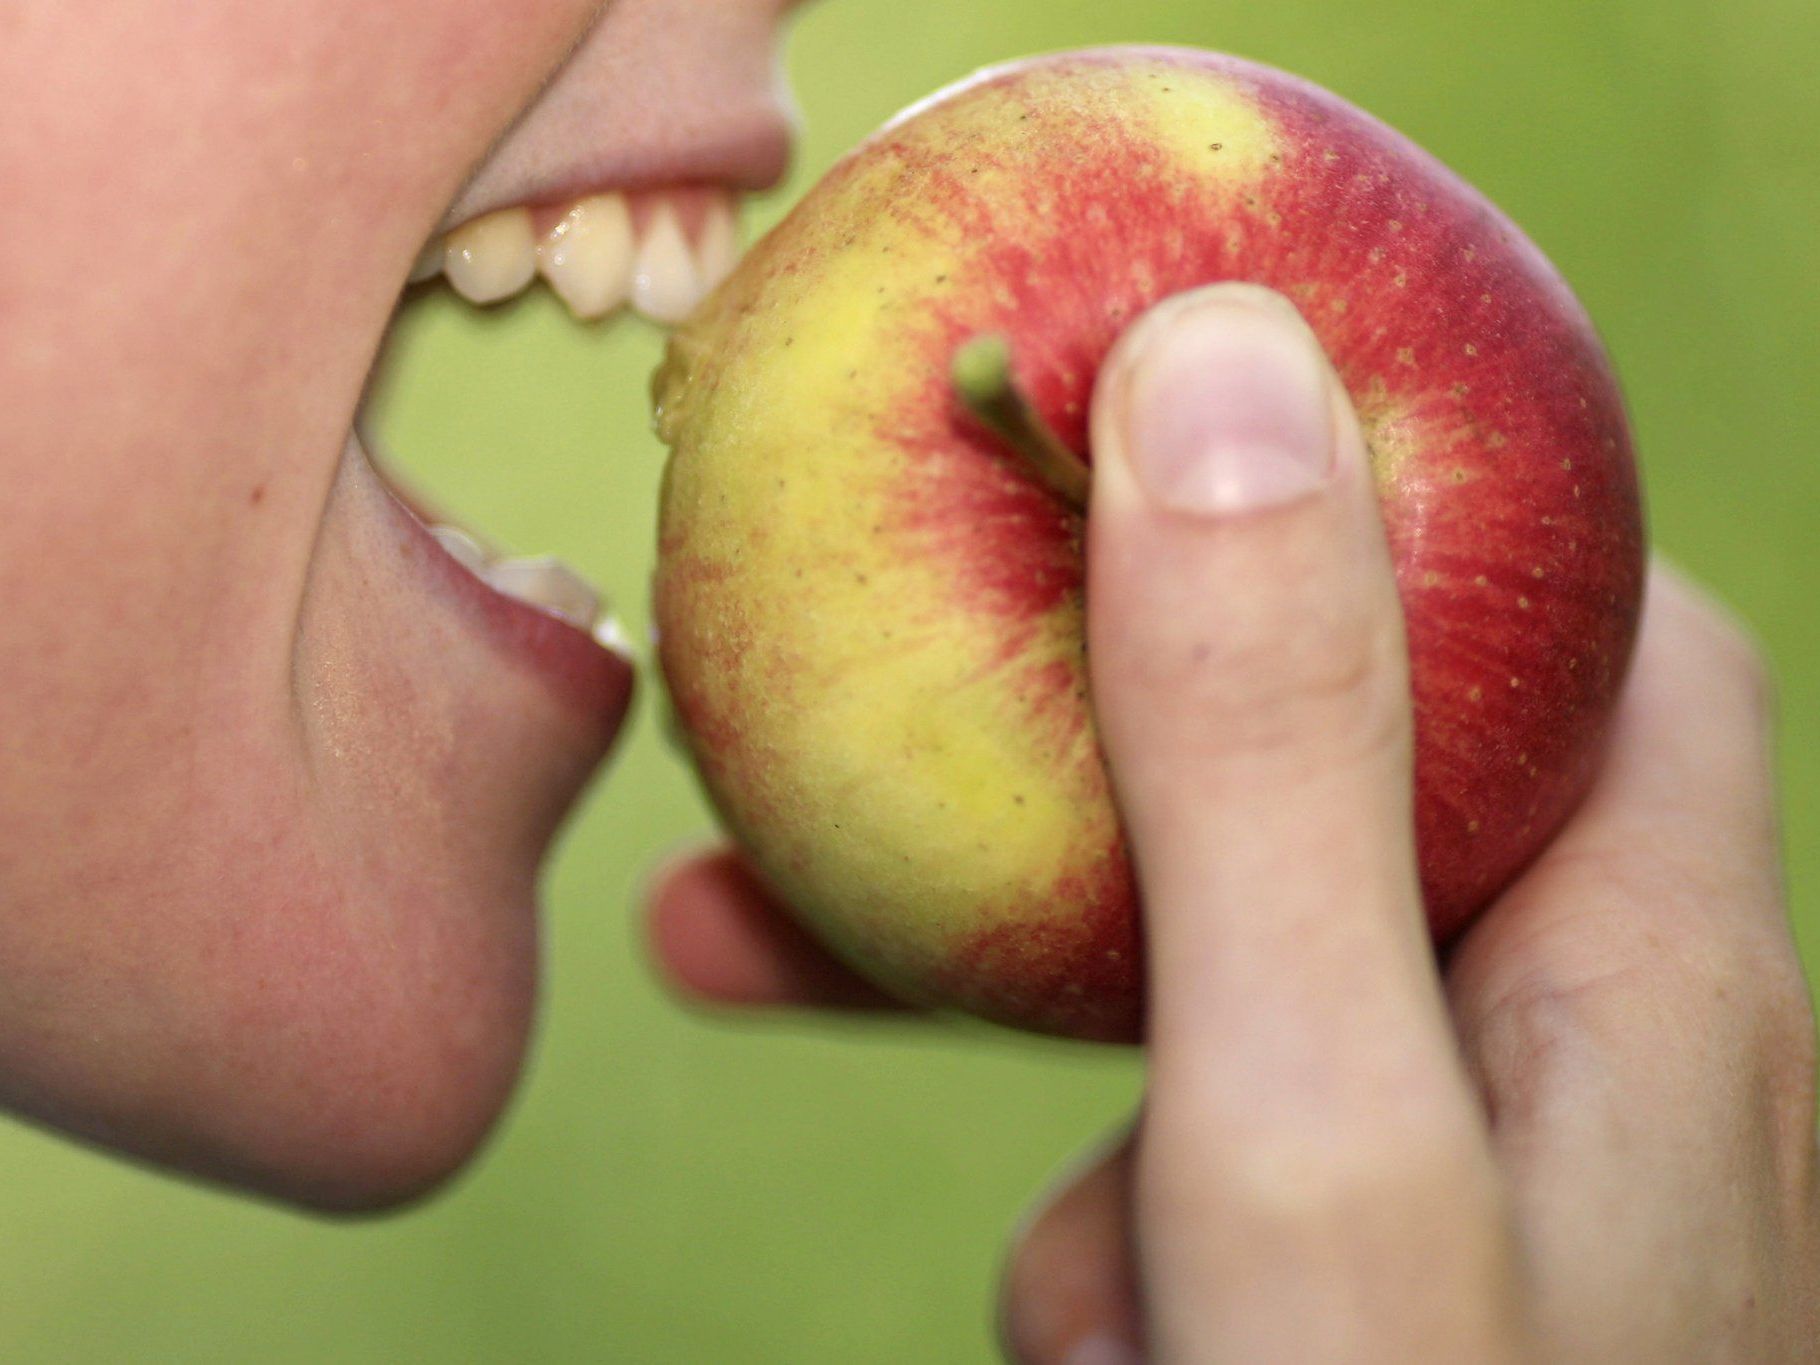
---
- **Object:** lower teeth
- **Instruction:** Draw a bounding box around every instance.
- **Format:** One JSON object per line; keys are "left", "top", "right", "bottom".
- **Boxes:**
{"left": 428, "top": 524, "right": 613, "bottom": 637}
{"left": 483, "top": 555, "right": 601, "bottom": 629}
{"left": 430, "top": 524, "right": 489, "bottom": 574}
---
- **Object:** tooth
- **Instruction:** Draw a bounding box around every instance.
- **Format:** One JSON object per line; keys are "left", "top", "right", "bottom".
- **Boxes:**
{"left": 591, "top": 613, "right": 635, "bottom": 658}
{"left": 538, "top": 194, "right": 636, "bottom": 320}
{"left": 484, "top": 555, "right": 600, "bottom": 628}
{"left": 430, "top": 524, "right": 489, "bottom": 574}
{"left": 630, "top": 203, "right": 704, "bottom": 324}
{"left": 443, "top": 208, "right": 537, "bottom": 304}
{"left": 694, "top": 195, "right": 741, "bottom": 293}
{"left": 408, "top": 239, "right": 445, "bottom": 284}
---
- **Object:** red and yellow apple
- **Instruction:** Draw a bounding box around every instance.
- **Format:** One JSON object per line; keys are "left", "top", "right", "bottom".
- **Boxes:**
{"left": 651, "top": 47, "right": 1645, "bottom": 1041}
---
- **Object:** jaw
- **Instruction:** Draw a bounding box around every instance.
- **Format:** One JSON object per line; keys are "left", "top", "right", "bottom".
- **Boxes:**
{"left": 0, "top": 0, "right": 807, "bottom": 1205}
{"left": 202, "top": 21, "right": 795, "bottom": 1206}
{"left": 0, "top": 436, "right": 637, "bottom": 1214}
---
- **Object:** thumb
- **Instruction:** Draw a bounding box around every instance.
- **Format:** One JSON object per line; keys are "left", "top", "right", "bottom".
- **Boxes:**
{"left": 1086, "top": 286, "right": 1500, "bottom": 1341}
{"left": 1088, "top": 282, "right": 1449, "bottom": 1066}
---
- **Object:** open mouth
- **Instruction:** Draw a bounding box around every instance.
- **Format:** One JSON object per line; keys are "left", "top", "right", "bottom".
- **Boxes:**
{"left": 359, "top": 175, "right": 763, "bottom": 722}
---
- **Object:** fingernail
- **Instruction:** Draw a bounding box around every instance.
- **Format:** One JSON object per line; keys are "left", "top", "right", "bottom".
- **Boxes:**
{"left": 1066, "top": 1330, "right": 1144, "bottom": 1365}
{"left": 1118, "top": 287, "right": 1336, "bottom": 515}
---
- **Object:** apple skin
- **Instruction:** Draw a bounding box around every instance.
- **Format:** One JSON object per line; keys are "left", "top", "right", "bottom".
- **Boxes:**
{"left": 652, "top": 47, "right": 1645, "bottom": 1042}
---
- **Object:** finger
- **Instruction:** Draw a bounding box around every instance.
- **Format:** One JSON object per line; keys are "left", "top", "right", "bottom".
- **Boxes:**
{"left": 1446, "top": 563, "right": 1812, "bottom": 1339}
{"left": 1461, "top": 561, "right": 1783, "bottom": 955}
{"left": 1086, "top": 285, "right": 1517, "bottom": 1355}
{"left": 1450, "top": 561, "right": 1798, "bottom": 1079}
{"left": 644, "top": 849, "right": 908, "bottom": 1010}
{"left": 1088, "top": 284, "right": 1475, "bottom": 1121}
{"left": 999, "top": 1133, "right": 1143, "bottom": 1365}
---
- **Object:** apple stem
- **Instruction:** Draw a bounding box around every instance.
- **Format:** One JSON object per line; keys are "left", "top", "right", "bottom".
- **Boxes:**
{"left": 951, "top": 334, "right": 1091, "bottom": 512}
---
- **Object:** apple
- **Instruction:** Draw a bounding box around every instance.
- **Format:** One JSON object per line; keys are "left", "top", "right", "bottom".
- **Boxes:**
{"left": 651, "top": 47, "right": 1645, "bottom": 1041}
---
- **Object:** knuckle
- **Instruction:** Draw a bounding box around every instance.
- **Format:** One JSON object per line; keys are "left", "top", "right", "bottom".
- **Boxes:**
{"left": 1455, "top": 967, "right": 1596, "bottom": 1125}
{"left": 1146, "top": 1102, "right": 1490, "bottom": 1242}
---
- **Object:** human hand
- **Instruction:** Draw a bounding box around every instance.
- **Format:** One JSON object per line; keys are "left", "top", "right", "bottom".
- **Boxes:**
{"left": 997, "top": 286, "right": 1820, "bottom": 1361}
{"left": 647, "top": 285, "right": 1819, "bottom": 1361}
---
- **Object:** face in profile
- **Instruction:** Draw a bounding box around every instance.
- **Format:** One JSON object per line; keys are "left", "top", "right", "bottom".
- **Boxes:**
{"left": 0, "top": 0, "right": 805, "bottom": 1209}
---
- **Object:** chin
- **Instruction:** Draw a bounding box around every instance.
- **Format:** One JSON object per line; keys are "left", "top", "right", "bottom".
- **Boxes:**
{"left": 185, "top": 898, "right": 543, "bottom": 1216}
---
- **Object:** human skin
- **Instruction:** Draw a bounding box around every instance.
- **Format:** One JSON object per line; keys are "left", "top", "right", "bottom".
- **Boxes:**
{"left": 9, "top": 3, "right": 1816, "bottom": 1352}
{"left": 652, "top": 288, "right": 1820, "bottom": 1359}
{"left": 0, "top": 0, "right": 803, "bottom": 1210}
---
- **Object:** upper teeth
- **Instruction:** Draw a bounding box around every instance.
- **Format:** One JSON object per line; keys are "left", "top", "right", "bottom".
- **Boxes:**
{"left": 416, "top": 190, "right": 742, "bottom": 325}
{"left": 695, "top": 197, "right": 740, "bottom": 294}
{"left": 443, "top": 208, "right": 538, "bottom": 304}
{"left": 629, "top": 203, "right": 701, "bottom": 325}
{"left": 540, "top": 194, "right": 636, "bottom": 319}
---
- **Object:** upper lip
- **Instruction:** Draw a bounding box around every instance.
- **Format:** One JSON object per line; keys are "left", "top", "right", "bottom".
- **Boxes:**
{"left": 436, "top": 112, "right": 796, "bottom": 235}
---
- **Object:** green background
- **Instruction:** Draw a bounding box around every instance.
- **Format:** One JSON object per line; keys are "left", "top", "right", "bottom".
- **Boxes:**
{"left": 6, "top": 0, "right": 1817, "bottom": 1359}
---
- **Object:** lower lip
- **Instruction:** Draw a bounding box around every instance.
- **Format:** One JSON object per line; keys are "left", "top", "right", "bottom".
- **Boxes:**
{"left": 380, "top": 483, "right": 636, "bottom": 741}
